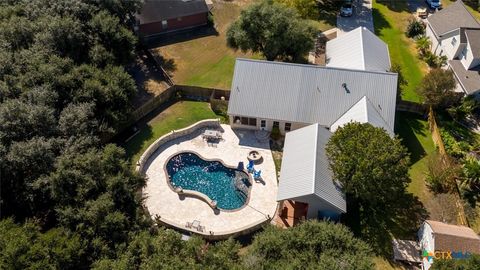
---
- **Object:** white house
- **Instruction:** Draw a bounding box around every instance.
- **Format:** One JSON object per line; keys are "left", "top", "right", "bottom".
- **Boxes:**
{"left": 426, "top": 1, "right": 480, "bottom": 95}
{"left": 326, "top": 26, "right": 391, "bottom": 72}
{"left": 276, "top": 123, "right": 346, "bottom": 219}
{"left": 227, "top": 59, "right": 398, "bottom": 136}
{"left": 418, "top": 220, "right": 480, "bottom": 270}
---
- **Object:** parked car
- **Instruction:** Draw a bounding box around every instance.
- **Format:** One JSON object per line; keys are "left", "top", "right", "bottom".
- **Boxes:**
{"left": 426, "top": 0, "right": 442, "bottom": 9}
{"left": 340, "top": 1, "right": 354, "bottom": 17}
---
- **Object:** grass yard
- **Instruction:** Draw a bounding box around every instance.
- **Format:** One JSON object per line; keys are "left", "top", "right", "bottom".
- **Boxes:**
{"left": 395, "top": 112, "right": 436, "bottom": 198}
{"left": 395, "top": 112, "right": 460, "bottom": 223}
{"left": 373, "top": 0, "right": 428, "bottom": 103}
{"left": 124, "top": 101, "right": 218, "bottom": 164}
{"left": 152, "top": 0, "right": 339, "bottom": 89}
{"left": 151, "top": 0, "right": 258, "bottom": 89}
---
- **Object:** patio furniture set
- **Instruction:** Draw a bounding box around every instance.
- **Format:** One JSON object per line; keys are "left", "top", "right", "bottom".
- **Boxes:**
{"left": 186, "top": 220, "right": 205, "bottom": 232}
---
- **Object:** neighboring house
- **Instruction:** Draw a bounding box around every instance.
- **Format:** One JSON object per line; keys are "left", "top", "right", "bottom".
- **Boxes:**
{"left": 425, "top": 1, "right": 480, "bottom": 95}
{"left": 326, "top": 27, "right": 391, "bottom": 72}
{"left": 227, "top": 59, "right": 397, "bottom": 136}
{"left": 136, "top": 0, "right": 209, "bottom": 37}
{"left": 277, "top": 123, "right": 346, "bottom": 219}
{"left": 418, "top": 220, "right": 480, "bottom": 270}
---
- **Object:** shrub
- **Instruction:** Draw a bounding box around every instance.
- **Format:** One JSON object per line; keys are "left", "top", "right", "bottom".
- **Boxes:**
{"left": 270, "top": 125, "right": 281, "bottom": 140}
{"left": 425, "top": 152, "right": 459, "bottom": 193}
{"left": 406, "top": 19, "right": 425, "bottom": 38}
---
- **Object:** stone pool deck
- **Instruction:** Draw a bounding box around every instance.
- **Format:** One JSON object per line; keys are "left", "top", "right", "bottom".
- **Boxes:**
{"left": 142, "top": 124, "right": 278, "bottom": 238}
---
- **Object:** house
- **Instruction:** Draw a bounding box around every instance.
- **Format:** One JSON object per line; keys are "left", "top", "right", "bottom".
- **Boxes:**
{"left": 418, "top": 220, "right": 480, "bottom": 270}
{"left": 227, "top": 59, "right": 397, "bottom": 136}
{"left": 277, "top": 123, "right": 346, "bottom": 220}
{"left": 136, "top": 0, "right": 209, "bottom": 37}
{"left": 326, "top": 27, "right": 391, "bottom": 72}
{"left": 425, "top": 1, "right": 480, "bottom": 95}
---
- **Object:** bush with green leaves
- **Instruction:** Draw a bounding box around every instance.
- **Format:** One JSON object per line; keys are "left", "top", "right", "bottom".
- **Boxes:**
{"left": 227, "top": 0, "right": 316, "bottom": 61}
{"left": 431, "top": 254, "right": 480, "bottom": 269}
{"left": 406, "top": 19, "right": 425, "bottom": 38}
{"left": 425, "top": 152, "right": 459, "bottom": 193}
{"left": 245, "top": 221, "right": 374, "bottom": 270}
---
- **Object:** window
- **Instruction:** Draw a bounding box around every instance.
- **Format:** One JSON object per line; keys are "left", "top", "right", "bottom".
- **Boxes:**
{"left": 451, "top": 37, "right": 457, "bottom": 47}
{"left": 273, "top": 121, "right": 279, "bottom": 128}
{"left": 462, "top": 46, "right": 468, "bottom": 60}
{"left": 285, "top": 123, "right": 292, "bottom": 132}
{"left": 239, "top": 117, "right": 257, "bottom": 126}
{"left": 260, "top": 120, "right": 266, "bottom": 128}
{"left": 234, "top": 116, "right": 241, "bottom": 123}
{"left": 241, "top": 117, "right": 249, "bottom": 125}
{"left": 177, "top": 17, "right": 182, "bottom": 21}
{"left": 161, "top": 20, "right": 168, "bottom": 29}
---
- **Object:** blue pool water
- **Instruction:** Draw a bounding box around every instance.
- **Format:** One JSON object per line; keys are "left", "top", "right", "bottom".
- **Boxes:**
{"left": 166, "top": 152, "right": 251, "bottom": 210}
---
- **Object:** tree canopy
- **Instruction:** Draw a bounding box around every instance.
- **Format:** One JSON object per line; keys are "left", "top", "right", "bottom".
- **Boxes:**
{"left": 326, "top": 123, "right": 410, "bottom": 206}
{"left": 430, "top": 254, "right": 480, "bottom": 270}
{"left": 418, "top": 69, "right": 458, "bottom": 108}
{"left": 245, "top": 221, "right": 374, "bottom": 270}
{"left": 226, "top": 0, "right": 316, "bottom": 61}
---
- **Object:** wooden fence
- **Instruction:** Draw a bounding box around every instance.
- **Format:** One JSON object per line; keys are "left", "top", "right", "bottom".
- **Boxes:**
{"left": 428, "top": 106, "right": 447, "bottom": 156}
{"left": 396, "top": 100, "right": 427, "bottom": 115}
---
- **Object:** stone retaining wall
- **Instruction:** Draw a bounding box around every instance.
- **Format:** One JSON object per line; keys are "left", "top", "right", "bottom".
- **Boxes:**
{"left": 136, "top": 119, "right": 221, "bottom": 173}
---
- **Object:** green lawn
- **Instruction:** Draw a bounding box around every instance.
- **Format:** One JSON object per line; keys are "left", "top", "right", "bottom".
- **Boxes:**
{"left": 395, "top": 112, "right": 435, "bottom": 198}
{"left": 373, "top": 0, "right": 428, "bottom": 103}
{"left": 124, "top": 101, "right": 218, "bottom": 164}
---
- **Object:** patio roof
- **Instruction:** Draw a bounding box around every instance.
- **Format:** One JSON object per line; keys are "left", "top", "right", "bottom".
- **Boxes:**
{"left": 277, "top": 123, "right": 346, "bottom": 213}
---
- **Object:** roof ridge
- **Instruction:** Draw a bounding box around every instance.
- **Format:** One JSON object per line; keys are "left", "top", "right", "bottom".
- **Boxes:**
{"left": 360, "top": 27, "right": 366, "bottom": 70}
{"left": 235, "top": 58, "right": 398, "bottom": 76}
{"left": 458, "top": 0, "right": 480, "bottom": 27}
{"left": 328, "top": 96, "right": 367, "bottom": 127}
{"left": 311, "top": 124, "right": 319, "bottom": 194}
{"left": 364, "top": 96, "right": 395, "bottom": 133}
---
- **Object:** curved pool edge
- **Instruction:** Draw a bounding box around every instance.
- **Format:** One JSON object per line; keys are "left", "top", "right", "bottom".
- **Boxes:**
{"left": 136, "top": 119, "right": 222, "bottom": 173}
{"left": 163, "top": 150, "right": 253, "bottom": 213}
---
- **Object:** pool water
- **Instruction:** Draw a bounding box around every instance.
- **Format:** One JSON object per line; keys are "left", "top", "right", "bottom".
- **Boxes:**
{"left": 166, "top": 152, "right": 251, "bottom": 210}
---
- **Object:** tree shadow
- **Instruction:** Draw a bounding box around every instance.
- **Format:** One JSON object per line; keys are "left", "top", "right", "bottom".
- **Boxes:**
{"left": 317, "top": 0, "right": 343, "bottom": 26}
{"left": 376, "top": 0, "right": 412, "bottom": 13}
{"left": 395, "top": 112, "right": 429, "bottom": 164}
{"left": 372, "top": 6, "right": 392, "bottom": 36}
{"left": 144, "top": 25, "right": 219, "bottom": 49}
{"left": 345, "top": 192, "right": 428, "bottom": 258}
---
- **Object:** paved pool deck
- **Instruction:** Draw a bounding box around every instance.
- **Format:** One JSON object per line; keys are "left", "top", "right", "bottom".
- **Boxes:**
{"left": 142, "top": 124, "right": 278, "bottom": 237}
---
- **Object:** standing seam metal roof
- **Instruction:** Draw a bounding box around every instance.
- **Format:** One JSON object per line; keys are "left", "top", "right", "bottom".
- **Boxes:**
{"left": 326, "top": 27, "right": 391, "bottom": 72}
{"left": 227, "top": 59, "right": 398, "bottom": 135}
{"left": 277, "top": 124, "right": 346, "bottom": 213}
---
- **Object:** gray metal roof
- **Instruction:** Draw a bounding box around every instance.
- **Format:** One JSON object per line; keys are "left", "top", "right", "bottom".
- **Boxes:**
{"left": 277, "top": 123, "right": 346, "bottom": 213}
{"left": 227, "top": 59, "right": 398, "bottom": 134}
{"left": 449, "top": 60, "right": 480, "bottom": 94}
{"left": 137, "top": 0, "right": 209, "bottom": 24}
{"left": 427, "top": 1, "right": 480, "bottom": 37}
{"left": 330, "top": 96, "right": 394, "bottom": 136}
{"left": 326, "top": 27, "right": 391, "bottom": 72}
{"left": 465, "top": 29, "right": 480, "bottom": 58}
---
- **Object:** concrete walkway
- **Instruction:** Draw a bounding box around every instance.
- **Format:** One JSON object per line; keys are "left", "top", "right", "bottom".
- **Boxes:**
{"left": 337, "top": 0, "right": 374, "bottom": 36}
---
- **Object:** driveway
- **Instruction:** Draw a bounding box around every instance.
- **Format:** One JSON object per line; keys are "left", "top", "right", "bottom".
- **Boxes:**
{"left": 337, "top": 0, "right": 374, "bottom": 36}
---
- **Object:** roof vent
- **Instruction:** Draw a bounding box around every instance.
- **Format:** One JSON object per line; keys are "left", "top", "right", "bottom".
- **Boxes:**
{"left": 236, "top": 86, "right": 240, "bottom": 92}
{"left": 317, "top": 86, "right": 321, "bottom": 93}
{"left": 342, "top": 83, "right": 350, "bottom": 94}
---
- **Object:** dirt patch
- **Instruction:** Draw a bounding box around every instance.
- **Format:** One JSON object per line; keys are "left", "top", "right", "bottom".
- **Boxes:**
{"left": 314, "top": 31, "right": 337, "bottom": 65}
{"left": 129, "top": 52, "right": 170, "bottom": 108}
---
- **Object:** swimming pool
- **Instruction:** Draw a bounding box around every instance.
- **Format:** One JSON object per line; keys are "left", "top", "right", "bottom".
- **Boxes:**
{"left": 166, "top": 152, "right": 251, "bottom": 210}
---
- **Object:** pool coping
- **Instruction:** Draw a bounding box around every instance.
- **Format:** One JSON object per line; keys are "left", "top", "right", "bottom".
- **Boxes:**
{"left": 163, "top": 150, "right": 253, "bottom": 213}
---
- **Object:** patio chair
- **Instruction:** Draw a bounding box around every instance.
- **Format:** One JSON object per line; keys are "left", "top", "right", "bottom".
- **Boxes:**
{"left": 253, "top": 170, "right": 262, "bottom": 179}
{"left": 247, "top": 160, "right": 254, "bottom": 172}
{"left": 185, "top": 222, "right": 192, "bottom": 228}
